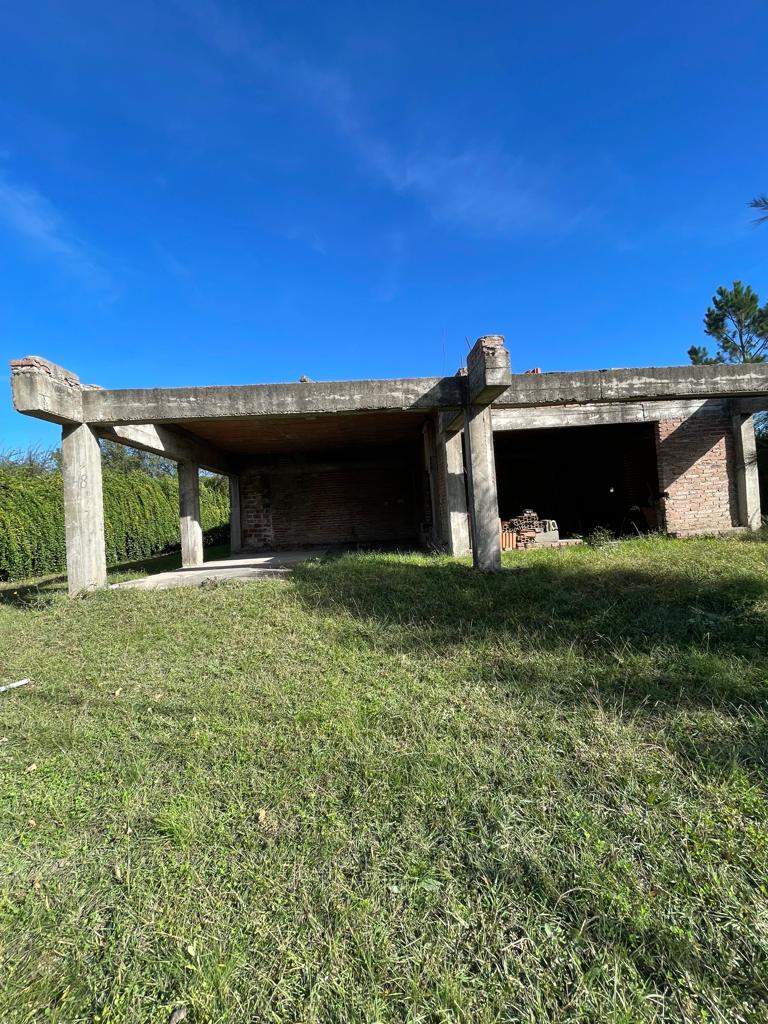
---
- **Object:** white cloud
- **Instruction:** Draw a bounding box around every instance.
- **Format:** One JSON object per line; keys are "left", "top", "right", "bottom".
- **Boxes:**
{"left": 0, "top": 172, "right": 111, "bottom": 289}
{"left": 178, "top": 1, "right": 556, "bottom": 238}
{"left": 362, "top": 142, "right": 551, "bottom": 236}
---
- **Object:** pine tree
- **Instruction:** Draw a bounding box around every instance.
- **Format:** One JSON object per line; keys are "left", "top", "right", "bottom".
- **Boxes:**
{"left": 688, "top": 281, "right": 768, "bottom": 365}
{"left": 749, "top": 194, "right": 768, "bottom": 225}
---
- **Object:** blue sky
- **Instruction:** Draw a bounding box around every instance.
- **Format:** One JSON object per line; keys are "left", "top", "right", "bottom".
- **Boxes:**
{"left": 1, "top": 0, "right": 767, "bottom": 449}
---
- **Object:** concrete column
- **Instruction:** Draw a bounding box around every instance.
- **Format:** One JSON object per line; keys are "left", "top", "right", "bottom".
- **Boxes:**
{"left": 61, "top": 422, "right": 107, "bottom": 596}
{"left": 178, "top": 462, "right": 204, "bottom": 567}
{"left": 229, "top": 475, "right": 242, "bottom": 553}
{"left": 464, "top": 403, "right": 501, "bottom": 570}
{"left": 421, "top": 420, "right": 441, "bottom": 547}
{"left": 732, "top": 412, "right": 761, "bottom": 530}
{"left": 435, "top": 425, "right": 471, "bottom": 556}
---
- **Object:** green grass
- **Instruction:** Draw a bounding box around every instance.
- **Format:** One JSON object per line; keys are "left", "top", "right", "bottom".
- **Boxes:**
{"left": 1, "top": 536, "right": 767, "bottom": 1023}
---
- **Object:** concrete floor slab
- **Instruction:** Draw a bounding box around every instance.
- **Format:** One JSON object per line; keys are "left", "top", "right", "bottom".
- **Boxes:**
{"left": 111, "top": 550, "right": 327, "bottom": 591}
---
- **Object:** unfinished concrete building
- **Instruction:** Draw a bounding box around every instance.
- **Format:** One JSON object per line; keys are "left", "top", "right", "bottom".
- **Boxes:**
{"left": 10, "top": 336, "right": 766, "bottom": 594}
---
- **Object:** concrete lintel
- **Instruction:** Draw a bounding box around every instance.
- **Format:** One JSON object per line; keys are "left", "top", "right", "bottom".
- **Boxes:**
{"left": 81, "top": 376, "right": 467, "bottom": 426}
{"left": 491, "top": 398, "right": 729, "bottom": 433}
{"left": 10, "top": 356, "right": 85, "bottom": 424}
{"left": 95, "top": 422, "right": 234, "bottom": 474}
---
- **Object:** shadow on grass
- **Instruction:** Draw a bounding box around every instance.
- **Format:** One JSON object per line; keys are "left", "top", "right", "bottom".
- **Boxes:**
{"left": 293, "top": 550, "right": 768, "bottom": 771}
{"left": 0, "top": 543, "right": 230, "bottom": 609}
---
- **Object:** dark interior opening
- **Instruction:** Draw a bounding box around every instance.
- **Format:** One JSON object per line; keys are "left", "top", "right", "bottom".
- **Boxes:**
{"left": 493, "top": 422, "right": 661, "bottom": 537}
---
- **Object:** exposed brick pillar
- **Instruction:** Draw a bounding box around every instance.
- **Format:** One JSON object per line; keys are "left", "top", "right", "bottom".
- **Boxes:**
{"left": 654, "top": 404, "right": 739, "bottom": 536}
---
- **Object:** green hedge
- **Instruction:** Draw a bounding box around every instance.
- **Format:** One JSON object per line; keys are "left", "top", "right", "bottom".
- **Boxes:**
{"left": 0, "top": 470, "right": 229, "bottom": 582}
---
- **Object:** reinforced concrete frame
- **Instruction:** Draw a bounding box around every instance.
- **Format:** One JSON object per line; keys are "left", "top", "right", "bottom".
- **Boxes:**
{"left": 10, "top": 343, "right": 768, "bottom": 594}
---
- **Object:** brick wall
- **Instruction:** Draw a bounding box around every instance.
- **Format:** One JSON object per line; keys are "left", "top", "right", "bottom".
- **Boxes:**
{"left": 240, "top": 470, "right": 274, "bottom": 549}
{"left": 655, "top": 405, "right": 739, "bottom": 536}
{"left": 238, "top": 446, "right": 423, "bottom": 549}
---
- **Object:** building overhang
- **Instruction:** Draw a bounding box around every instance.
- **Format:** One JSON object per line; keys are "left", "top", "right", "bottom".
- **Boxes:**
{"left": 10, "top": 346, "right": 768, "bottom": 466}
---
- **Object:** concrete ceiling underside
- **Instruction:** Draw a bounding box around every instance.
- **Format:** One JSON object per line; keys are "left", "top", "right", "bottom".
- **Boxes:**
{"left": 178, "top": 409, "right": 429, "bottom": 454}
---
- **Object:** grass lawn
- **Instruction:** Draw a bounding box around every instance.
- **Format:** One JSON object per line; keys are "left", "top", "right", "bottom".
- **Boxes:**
{"left": 1, "top": 536, "right": 767, "bottom": 1023}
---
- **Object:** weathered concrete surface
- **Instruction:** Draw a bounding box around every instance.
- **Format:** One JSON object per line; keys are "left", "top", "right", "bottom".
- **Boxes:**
{"left": 61, "top": 422, "right": 107, "bottom": 594}
{"left": 229, "top": 476, "right": 242, "bottom": 553}
{"left": 435, "top": 425, "right": 471, "bottom": 556}
{"left": 178, "top": 462, "right": 204, "bottom": 567}
{"left": 80, "top": 377, "right": 467, "bottom": 425}
{"left": 96, "top": 423, "right": 233, "bottom": 474}
{"left": 11, "top": 356, "right": 86, "bottom": 424}
{"left": 492, "top": 398, "right": 730, "bottom": 432}
{"left": 13, "top": 355, "right": 768, "bottom": 431}
{"left": 111, "top": 550, "right": 326, "bottom": 590}
{"left": 464, "top": 404, "right": 501, "bottom": 571}
{"left": 11, "top": 349, "right": 768, "bottom": 594}
{"left": 732, "top": 412, "right": 762, "bottom": 530}
{"left": 467, "top": 335, "right": 512, "bottom": 405}
{"left": 459, "top": 338, "right": 508, "bottom": 569}
{"left": 495, "top": 362, "right": 768, "bottom": 409}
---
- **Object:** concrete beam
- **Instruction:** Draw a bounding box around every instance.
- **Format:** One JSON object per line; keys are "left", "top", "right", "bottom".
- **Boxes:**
{"left": 467, "top": 335, "right": 512, "bottom": 405}
{"left": 11, "top": 356, "right": 85, "bottom": 424}
{"left": 495, "top": 362, "right": 768, "bottom": 409}
{"left": 61, "top": 422, "right": 107, "bottom": 595}
{"left": 14, "top": 354, "right": 768, "bottom": 432}
{"left": 731, "top": 411, "right": 762, "bottom": 530}
{"left": 178, "top": 463, "right": 204, "bottom": 567}
{"left": 446, "top": 335, "right": 513, "bottom": 433}
{"left": 95, "top": 423, "right": 234, "bottom": 474}
{"left": 80, "top": 377, "right": 467, "bottom": 426}
{"left": 464, "top": 404, "right": 501, "bottom": 571}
